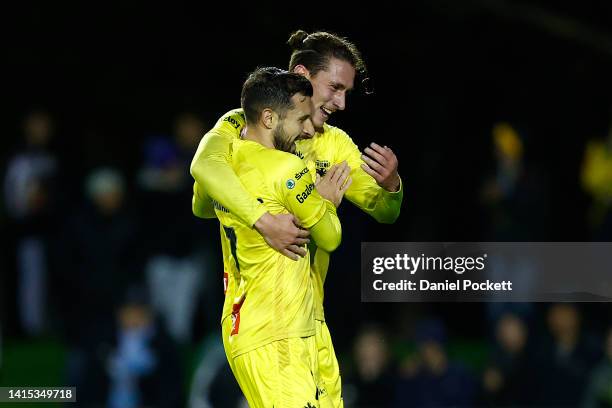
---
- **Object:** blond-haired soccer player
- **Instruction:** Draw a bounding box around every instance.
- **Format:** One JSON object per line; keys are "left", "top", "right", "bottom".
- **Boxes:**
{"left": 194, "top": 67, "right": 348, "bottom": 407}
{"left": 191, "top": 31, "right": 403, "bottom": 407}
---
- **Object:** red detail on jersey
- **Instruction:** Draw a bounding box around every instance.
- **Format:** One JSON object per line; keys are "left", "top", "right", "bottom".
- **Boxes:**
{"left": 230, "top": 297, "right": 245, "bottom": 336}
{"left": 223, "top": 272, "right": 228, "bottom": 295}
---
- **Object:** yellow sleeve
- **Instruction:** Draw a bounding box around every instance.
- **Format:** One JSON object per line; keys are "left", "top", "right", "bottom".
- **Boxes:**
{"left": 189, "top": 109, "right": 267, "bottom": 227}
{"left": 309, "top": 201, "right": 342, "bottom": 253}
{"left": 331, "top": 127, "right": 403, "bottom": 224}
{"left": 276, "top": 155, "right": 341, "bottom": 252}
{"left": 192, "top": 181, "right": 216, "bottom": 219}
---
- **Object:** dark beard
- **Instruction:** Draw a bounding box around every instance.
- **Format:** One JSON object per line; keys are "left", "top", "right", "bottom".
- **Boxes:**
{"left": 272, "top": 124, "right": 296, "bottom": 154}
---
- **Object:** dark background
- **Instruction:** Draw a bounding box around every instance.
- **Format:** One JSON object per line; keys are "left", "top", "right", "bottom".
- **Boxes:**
{"left": 2, "top": 1, "right": 612, "bottom": 407}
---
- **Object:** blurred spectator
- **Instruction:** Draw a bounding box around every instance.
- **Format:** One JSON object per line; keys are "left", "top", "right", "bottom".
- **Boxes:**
{"left": 394, "top": 319, "right": 477, "bottom": 407}
{"left": 583, "top": 325, "right": 612, "bottom": 407}
{"left": 344, "top": 324, "right": 395, "bottom": 408}
{"left": 581, "top": 111, "right": 612, "bottom": 239}
{"left": 481, "top": 122, "right": 543, "bottom": 325}
{"left": 107, "top": 286, "right": 183, "bottom": 408}
{"left": 3, "top": 110, "right": 59, "bottom": 335}
{"left": 478, "top": 313, "right": 536, "bottom": 406}
{"left": 56, "top": 168, "right": 142, "bottom": 403}
{"left": 481, "top": 121, "right": 549, "bottom": 240}
{"left": 137, "top": 113, "right": 212, "bottom": 343}
{"left": 535, "top": 304, "right": 602, "bottom": 405}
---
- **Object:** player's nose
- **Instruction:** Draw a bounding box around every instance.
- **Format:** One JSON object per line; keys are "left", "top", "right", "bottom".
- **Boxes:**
{"left": 333, "top": 92, "right": 346, "bottom": 111}
{"left": 303, "top": 118, "right": 315, "bottom": 137}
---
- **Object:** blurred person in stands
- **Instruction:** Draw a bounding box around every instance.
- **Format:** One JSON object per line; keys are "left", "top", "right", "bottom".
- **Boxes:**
{"left": 56, "top": 167, "right": 141, "bottom": 404}
{"left": 344, "top": 324, "right": 395, "bottom": 408}
{"left": 107, "top": 286, "right": 183, "bottom": 408}
{"left": 480, "top": 120, "right": 550, "bottom": 241}
{"left": 480, "top": 122, "right": 548, "bottom": 325}
{"left": 535, "top": 303, "right": 601, "bottom": 405}
{"left": 478, "top": 313, "right": 536, "bottom": 406}
{"left": 3, "top": 110, "right": 59, "bottom": 336}
{"left": 583, "top": 325, "right": 612, "bottom": 407}
{"left": 394, "top": 319, "right": 477, "bottom": 407}
{"left": 581, "top": 108, "right": 612, "bottom": 240}
{"left": 138, "top": 112, "right": 212, "bottom": 344}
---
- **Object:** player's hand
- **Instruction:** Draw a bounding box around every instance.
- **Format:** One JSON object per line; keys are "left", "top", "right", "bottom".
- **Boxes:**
{"left": 361, "top": 142, "right": 401, "bottom": 192}
{"left": 315, "top": 161, "right": 352, "bottom": 208}
{"left": 254, "top": 212, "right": 310, "bottom": 261}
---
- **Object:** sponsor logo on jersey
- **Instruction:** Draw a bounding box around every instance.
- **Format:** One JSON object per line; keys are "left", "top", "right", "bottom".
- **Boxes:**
{"left": 296, "top": 183, "right": 315, "bottom": 203}
{"left": 295, "top": 151, "right": 305, "bottom": 159}
{"left": 295, "top": 167, "right": 309, "bottom": 180}
{"left": 212, "top": 199, "right": 230, "bottom": 213}
{"left": 315, "top": 160, "right": 330, "bottom": 176}
{"left": 286, "top": 179, "right": 296, "bottom": 189}
{"left": 223, "top": 115, "right": 243, "bottom": 130}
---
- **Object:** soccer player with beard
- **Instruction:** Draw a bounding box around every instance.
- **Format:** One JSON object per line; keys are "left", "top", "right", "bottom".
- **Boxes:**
{"left": 195, "top": 67, "right": 348, "bottom": 407}
{"left": 191, "top": 31, "right": 403, "bottom": 407}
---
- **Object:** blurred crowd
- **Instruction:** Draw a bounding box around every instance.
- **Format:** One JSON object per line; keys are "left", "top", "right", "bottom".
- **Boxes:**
{"left": 0, "top": 109, "right": 611, "bottom": 407}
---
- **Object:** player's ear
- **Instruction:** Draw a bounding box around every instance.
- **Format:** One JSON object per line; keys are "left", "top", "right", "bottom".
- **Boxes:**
{"left": 261, "top": 108, "right": 275, "bottom": 129}
{"left": 293, "top": 65, "right": 311, "bottom": 80}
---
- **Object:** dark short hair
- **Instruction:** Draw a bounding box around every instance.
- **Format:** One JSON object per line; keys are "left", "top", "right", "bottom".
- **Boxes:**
{"left": 241, "top": 67, "right": 313, "bottom": 125}
{"left": 287, "top": 30, "right": 367, "bottom": 79}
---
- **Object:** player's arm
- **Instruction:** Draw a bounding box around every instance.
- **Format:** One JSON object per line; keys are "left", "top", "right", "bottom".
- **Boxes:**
{"left": 190, "top": 110, "right": 309, "bottom": 259}
{"left": 309, "top": 201, "right": 342, "bottom": 253}
{"left": 333, "top": 128, "right": 403, "bottom": 224}
{"left": 280, "top": 158, "right": 342, "bottom": 253}
{"left": 192, "top": 181, "right": 216, "bottom": 219}
{"left": 190, "top": 110, "right": 265, "bottom": 225}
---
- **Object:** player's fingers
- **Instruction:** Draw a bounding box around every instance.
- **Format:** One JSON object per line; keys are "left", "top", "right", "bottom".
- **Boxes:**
{"left": 325, "top": 164, "right": 339, "bottom": 182}
{"left": 296, "top": 227, "right": 310, "bottom": 238}
{"left": 372, "top": 144, "right": 398, "bottom": 169}
{"left": 361, "top": 154, "right": 384, "bottom": 174}
{"left": 290, "top": 214, "right": 303, "bottom": 228}
{"left": 382, "top": 145, "right": 398, "bottom": 167}
{"left": 382, "top": 145, "right": 398, "bottom": 166}
{"left": 336, "top": 163, "right": 351, "bottom": 186}
{"left": 340, "top": 176, "right": 353, "bottom": 194}
{"left": 361, "top": 163, "right": 383, "bottom": 182}
{"left": 328, "top": 163, "right": 344, "bottom": 183}
{"left": 315, "top": 173, "right": 321, "bottom": 185}
{"left": 287, "top": 244, "right": 307, "bottom": 257}
{"left": 364, "top": 146, "right": 388, "bottom": 166}
{"left": 370, "top": 142, "right": 392, "bottom": 157}
{"left": 281, "top": 249, "right": 300, "bottom": 261}
{"left": 294, "top": 237, "right": 310, "bottom": 246}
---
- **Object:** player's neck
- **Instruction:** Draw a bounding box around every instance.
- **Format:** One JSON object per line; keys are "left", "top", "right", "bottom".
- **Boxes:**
{"left": 243, "top": 127, "right": 274, "bottom": 149}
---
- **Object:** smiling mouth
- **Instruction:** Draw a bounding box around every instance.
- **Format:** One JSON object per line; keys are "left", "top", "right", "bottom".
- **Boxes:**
{"left": 320, "top": 107, "right": 333, "bottom": 118}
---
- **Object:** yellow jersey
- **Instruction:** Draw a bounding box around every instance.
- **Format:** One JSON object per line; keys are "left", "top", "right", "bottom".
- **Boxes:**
{"left": 214, "top": 137, "right": 337, "bottom": 358}
{"left": 191, "top": 108, "right": 402, "bottom": 323}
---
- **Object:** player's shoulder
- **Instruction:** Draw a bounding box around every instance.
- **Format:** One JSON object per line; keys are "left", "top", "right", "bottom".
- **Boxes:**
{"left": 235, "top": 141, "right": 306, "bottom": 175}
{"left": 233, "top": 141, "right": 309, "bottom": 193}
{"left": 211, "top": 108, "right": 246, "bottom": 135}
{"left": 320, "top": 122, "right": 353, "bottom": 143}
{"left": 317, "top": 123, "right": 360, "bottom": 156}
{"left": 321, "top": 123, "right": 350, "bottom": 139}
{"left": 260, "top": 147, "right": 306, "bottom": 174}
{"left": 216, "top": 108, "right": 246, "bottom": 124}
